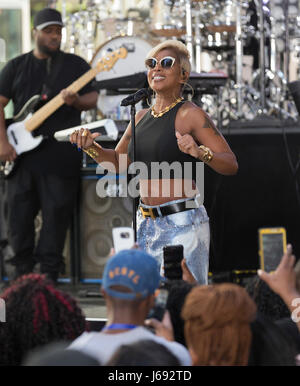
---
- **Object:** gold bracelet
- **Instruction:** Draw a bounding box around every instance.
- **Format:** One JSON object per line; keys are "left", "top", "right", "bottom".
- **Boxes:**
{"left": 199, "top": 145, "right": 213, "bottom": 163}
{"left": 83, "top": 143, "right": 100, "bottom": 160}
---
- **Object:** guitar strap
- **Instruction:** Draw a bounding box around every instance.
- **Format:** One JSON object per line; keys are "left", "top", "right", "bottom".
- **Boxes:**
{"left": 41, "top": 50, "right": 65, "bottom": 101}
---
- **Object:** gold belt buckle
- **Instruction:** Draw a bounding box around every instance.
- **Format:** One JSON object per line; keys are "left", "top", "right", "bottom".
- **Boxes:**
{"left": 140, "top": 206, "right": 156, "bottom": 219}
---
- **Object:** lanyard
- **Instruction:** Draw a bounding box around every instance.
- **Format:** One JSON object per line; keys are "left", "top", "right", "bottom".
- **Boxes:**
{"left": 102, "top": 323, "right": 138, "bottom": 331}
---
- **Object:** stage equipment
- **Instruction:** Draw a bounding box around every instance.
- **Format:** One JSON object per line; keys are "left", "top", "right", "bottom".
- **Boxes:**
{"left": 90, "top": 36, "right": 154, "bottom": 118}
{"left": 77, "top": 178, "right": 132, "bottom": 280}
{"left": 54, "top": 119, "right": 119, "bottom": 142}
{"left": 59, "top": 0, "right": 300, "bottom": 127}
{"left": 288, "top": 81, "right": 300, "bottom": 117}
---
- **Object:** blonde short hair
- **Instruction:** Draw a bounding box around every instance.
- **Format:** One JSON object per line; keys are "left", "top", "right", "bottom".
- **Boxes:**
{"left": 146, "top": 40, "right": 191, "bottom": 74}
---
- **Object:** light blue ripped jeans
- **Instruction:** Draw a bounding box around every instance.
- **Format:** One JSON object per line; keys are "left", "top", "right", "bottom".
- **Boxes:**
{"left": 136, "top": 196, "right": 210, "bottom": 284}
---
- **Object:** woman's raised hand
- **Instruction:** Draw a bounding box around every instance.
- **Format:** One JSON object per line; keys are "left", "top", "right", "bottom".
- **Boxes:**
{"left": 69, "top": 127, "right": 101, "bottom": 150}
{"left": 175, "top": 131, "right": 199, "bottom": 159}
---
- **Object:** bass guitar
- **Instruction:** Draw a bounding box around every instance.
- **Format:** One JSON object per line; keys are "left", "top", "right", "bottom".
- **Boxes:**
{"left": 0, "top": 47, "right": 127, "bottom": 178}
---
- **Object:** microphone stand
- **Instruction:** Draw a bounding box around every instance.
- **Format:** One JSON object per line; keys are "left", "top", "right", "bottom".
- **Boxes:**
{"left": 121, "top": 88, "right": 150, "bottom": 242}
{"left": 130, "top": 102, "right": 137, "bottom": 242}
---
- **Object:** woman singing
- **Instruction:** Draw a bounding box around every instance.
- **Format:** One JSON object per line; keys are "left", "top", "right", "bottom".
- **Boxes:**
{"left": 70, "top": 40, "right": 238, "bottom": 284}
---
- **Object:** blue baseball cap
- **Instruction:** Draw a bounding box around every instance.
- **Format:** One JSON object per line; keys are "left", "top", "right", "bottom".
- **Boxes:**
{"left": 102, "top": 249, "right": 160, "bottom": 300}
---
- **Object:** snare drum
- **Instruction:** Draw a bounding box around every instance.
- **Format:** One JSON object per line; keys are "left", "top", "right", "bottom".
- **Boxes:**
{"left": 91, "top": 36, "right": 154, "bottom": 117}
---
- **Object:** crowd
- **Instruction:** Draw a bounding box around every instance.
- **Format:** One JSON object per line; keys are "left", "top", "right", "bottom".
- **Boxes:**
{"left": 0, "top": 244, "right": 299, "bottom": 367}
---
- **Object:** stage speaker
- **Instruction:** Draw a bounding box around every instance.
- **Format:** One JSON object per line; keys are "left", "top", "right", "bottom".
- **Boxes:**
{"left": 78, "top": 178, "right": 132, "bottom": 279}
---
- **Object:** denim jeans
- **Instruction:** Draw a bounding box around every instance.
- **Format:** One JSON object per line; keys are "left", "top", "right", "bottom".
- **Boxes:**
{"left": 136, "top": 196, "right": 210, "bottom": 284}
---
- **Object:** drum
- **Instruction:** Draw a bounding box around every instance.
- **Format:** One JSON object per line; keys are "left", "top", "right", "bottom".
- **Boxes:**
{"left": 91, "top": 36, "right": 154, "bottom": 118}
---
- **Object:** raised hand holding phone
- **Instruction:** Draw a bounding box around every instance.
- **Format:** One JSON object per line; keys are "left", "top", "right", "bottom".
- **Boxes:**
{"left": 112, "top": 227, "right": 134, "bottom": 253}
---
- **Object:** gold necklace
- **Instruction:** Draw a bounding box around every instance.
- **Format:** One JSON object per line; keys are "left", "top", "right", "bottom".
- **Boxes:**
{"left": 151, "top": 97, "right": 183, "bottom": 118}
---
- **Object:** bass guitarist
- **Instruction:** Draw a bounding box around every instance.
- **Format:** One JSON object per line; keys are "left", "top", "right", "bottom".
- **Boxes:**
{"left": 0, "top": 8, "right": 98, "bottom": 282}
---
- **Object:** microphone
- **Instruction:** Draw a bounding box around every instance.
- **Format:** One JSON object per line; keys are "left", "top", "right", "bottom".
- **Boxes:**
{"left": 120, "top": 88, "right": 151, "bottom": 106}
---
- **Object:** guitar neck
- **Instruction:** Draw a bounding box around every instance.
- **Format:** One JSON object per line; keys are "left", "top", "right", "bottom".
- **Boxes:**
{"left": 24, "top": 67, "right": 99, "bottom": 132}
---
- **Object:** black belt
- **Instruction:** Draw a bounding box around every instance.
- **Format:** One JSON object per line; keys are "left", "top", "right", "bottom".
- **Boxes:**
{"left": 139, "top": 197, "right": 199, "bottom": 219}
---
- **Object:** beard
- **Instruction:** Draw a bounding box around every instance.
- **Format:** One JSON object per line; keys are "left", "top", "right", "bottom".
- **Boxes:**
{"left": 36, "top": 37, "right": 61, "bottom": 57}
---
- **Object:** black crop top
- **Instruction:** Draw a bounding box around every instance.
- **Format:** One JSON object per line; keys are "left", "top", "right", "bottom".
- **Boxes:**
{"left": 127, "top": 101, "right": 200, "bottom": 181}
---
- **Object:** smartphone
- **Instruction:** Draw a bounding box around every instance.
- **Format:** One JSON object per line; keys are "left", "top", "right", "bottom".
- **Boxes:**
{"left": 112, "top": 227, "right": 134, "bottom": 253}
{"left": 258, "top": 227, "right": 287, "bottom": 272}
{"left": 163, "top": 245, "right": 184, "bottom": 281}
{"left": 147, "top": 286, "right": 169, "bottom": 322}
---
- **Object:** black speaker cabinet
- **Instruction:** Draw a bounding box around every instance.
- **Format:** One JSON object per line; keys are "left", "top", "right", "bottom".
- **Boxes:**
{"left": 78, "top": 178, "right": 132, "bottom": 280}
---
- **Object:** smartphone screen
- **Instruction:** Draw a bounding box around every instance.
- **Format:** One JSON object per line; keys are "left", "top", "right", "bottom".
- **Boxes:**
{"left": 163, "top": 245, "right": 184, "bottom": 280}
{"left": 147, "top": 288, "right": 169, "bottom": 322}
{"left": 259, "top": 228, "right": 287, "bottom": 272}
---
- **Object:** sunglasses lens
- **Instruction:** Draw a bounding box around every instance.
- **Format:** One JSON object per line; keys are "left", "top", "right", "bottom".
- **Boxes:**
{"left": 145, "top": 58, "right": 157, "bottom": 69}
{"left": 161, "top": 57, "right": 174, "bottom": 68}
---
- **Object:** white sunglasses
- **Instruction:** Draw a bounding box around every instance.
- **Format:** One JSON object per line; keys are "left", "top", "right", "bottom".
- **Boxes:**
{"left": 145, "top": 56, "right": 176, "bottom": 70}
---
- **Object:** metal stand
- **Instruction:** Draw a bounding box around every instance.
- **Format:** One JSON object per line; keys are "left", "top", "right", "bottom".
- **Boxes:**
{"left": 283, "top": 0, "right": 290, "bottom": 114}
{"left": 235, "top": 0, "right": 243, "bottom": 117}
{"left": 185, "top": 0, "right": 195, "bottom": 71}
{"left": 194, "top": 8, "right": 202, "bottom": 73}
{"left": 130, "top": 104, "right": 137, "bottom": 242}
{"left": 256, "top": 0, "right": 267, "bottom": 114}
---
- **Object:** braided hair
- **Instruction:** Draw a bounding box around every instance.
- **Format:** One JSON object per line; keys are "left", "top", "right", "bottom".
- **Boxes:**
{"left": 0, "top": 274, "right": 87, "bottom": 365}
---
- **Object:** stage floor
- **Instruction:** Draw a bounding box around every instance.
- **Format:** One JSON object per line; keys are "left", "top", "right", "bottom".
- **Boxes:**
{"left": 57, "top": 282, "right": 107, "bottom": 319}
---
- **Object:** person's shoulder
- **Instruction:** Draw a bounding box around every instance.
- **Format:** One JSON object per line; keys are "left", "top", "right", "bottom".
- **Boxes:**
{"left": 68, "top": 331, "right": 98, "bottom": 349}
{"left": 62, "top": 52, "right": 90, "bottom": 66}
{"left": 180, "top": 100, "right": 204, "bottom": 114}
{"left": 4, "top": 52, "right": 31, "bottom": 67}
{"left": 136, "top": 327, "right": 191, "bottom": 363}
{"left": 0, "top": 52, "right": 32, "bottom": 79}
{"left": 136, "top": 108, "right": 149, "bottom": 122}
{"left": 177, "top": 100, "right": 206, "bottom": 122}
{"left": 152, "top": 334, "right": 192, "bottom": 365}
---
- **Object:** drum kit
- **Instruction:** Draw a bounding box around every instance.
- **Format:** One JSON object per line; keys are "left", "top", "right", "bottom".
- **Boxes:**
{"left": 60, "top": 0, "right": 300, "bottom": 126}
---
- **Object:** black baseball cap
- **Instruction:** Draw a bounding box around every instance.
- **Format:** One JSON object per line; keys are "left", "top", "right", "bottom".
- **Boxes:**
{"left": 34, "top": 8, "right": 64, "bottom": 31}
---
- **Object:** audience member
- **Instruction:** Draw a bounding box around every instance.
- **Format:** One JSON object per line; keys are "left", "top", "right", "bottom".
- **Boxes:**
{"left": 181, "top": 283, "right": 257, "bottom": 366}
{"left": 275, "top": 317, "right": 300, "bottom": 353}
{"left": 258, "top": 244, "right": 300, "bottom": 332}
{"left": 68, "top": 249, "right": 191, "bottom": 365}
{"left": 248, "top": 312, "right": 297, "bottom": 366}
{"left": 106, "top": 339, "right": 180, "bottom": 366}
{"left": 164, "top": 280, "right": 195, "bottom": 347}
{"left": 246, "top": 276, "right": 291, "bottom": 321}
{"left": 294, "top": 259, "right": 300, "bottom": 293}
{"left": 181, "top": 259, "right": 197, "bottom": 284}
{"left": 258, "top": 244, "right": 300, "bottom": 364}
{"left": 0, "top": 273, "right": 86, "bottom": 365}
{"left": 22, "top": 341, "right": 100, "bottom": 366}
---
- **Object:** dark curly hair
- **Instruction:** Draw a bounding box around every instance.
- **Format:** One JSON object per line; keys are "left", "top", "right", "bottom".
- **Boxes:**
{"left": 106, "top": 340, "right": 180, "bottom": 366}
{"left": 246, "top": 276, "right": 290, "bottom": 321}
{"left": 0, "top": 274, "right": 87, "bottom": 366}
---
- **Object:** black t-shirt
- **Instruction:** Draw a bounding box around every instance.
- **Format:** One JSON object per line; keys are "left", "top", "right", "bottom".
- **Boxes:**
{"left": 0, "top": 50, "right": 97, "bottom": 176}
